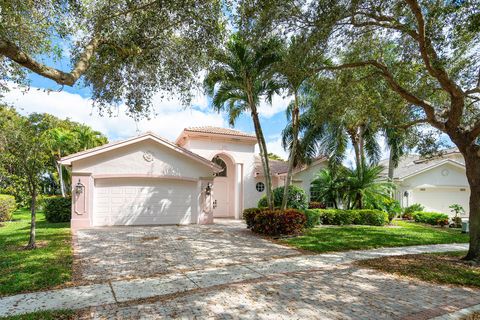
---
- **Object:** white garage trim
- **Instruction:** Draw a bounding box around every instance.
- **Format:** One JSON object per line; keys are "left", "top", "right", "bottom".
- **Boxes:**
{"left": 92, "top": 173, "right": 198, "bottom": 182}
{"left": 92, "top": 178, "right": 199, "bottom": 226}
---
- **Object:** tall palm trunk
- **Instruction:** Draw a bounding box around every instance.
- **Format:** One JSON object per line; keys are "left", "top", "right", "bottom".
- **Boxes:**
{"left": 349, "top": 132, "right": 362, "bottom": 171}
{"left": 387, "top": 150, "right": 395, "bottom": 181}
{"left": 281, "top": 93, "right": 299, "bottom": 210}
{"left": 358, "top": 124, "right": 366, "bottom": 170}
{"left": 250, "top": 106, "right": 274, "bottom": 210}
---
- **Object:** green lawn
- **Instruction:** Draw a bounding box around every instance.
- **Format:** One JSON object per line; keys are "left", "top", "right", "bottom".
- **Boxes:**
{"left": 0, "top": 208, "right": 72, "bottom": 296}
{"left": 284, "top": 220, "right": 469, "bottom": 253}
{"left": 357, "top": 251, "right": 480, "bottom": 288}
{"left": 0, "top": 310, "right": 76, "bottom": 320}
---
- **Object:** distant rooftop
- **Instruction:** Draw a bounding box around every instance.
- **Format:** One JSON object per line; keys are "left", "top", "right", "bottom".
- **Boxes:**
{"left": 379, "top": 148, "right": 465, "bottom": 180}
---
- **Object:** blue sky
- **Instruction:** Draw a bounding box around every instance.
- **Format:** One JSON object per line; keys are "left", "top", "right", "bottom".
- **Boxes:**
{"left": 4, "top": 55, "right": 293, "bottom": 159}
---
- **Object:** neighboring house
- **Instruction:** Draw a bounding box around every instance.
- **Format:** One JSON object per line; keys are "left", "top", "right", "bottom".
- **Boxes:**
{"left": 380, "top": 149, "right": 470, "bottom": 217}
{"left": 61, "top": 127, "right": 327, "bottom": 230}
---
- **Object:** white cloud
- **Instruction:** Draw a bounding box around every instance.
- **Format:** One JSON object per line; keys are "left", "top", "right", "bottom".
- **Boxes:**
{"left": 2, "top": 84, "right": 225, "bottom": 142}
{"left": 255, "top": 137, "right": 288, "bottom": 161}
{"left": 258, "top": 94, "right": 293, "bottom": 118}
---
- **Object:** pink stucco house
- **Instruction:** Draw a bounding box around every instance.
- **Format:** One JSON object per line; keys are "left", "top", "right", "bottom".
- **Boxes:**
{"left": 60, "top": 126, "right": 328, "bottom": 230}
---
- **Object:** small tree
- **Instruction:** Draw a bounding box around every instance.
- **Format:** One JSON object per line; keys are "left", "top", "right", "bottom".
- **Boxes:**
{"left": 0, "top": 108, "right": 48, "bottom": 249}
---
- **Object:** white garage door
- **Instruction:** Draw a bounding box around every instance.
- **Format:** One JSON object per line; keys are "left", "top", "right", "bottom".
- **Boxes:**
{"left": 411, "top": 187, "right": 470, "bottom": 216}
{"left": 93, "top": 178, "right": 198, "bottom": 226}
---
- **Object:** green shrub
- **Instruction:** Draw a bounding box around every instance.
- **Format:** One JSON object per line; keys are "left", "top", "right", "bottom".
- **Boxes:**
{"left": 251, "top": 208, "right": 306, "bottom": 236}
{"left": 412, "top": 211, "right": 449, "bottom": 226}
{"left": 243, "top": 208, "right": 263, "bottom": 229}
{"left": 303, "top": 209, "right": 322, "bottom": 228}
{"left": 314, "top": 209, "right": 388, "bottom": 226}
{"left": 44, "top": 197, "right": 71, "bottom": 223}
{"left": 308, "top": 202, "right": 326, "bottom": 209}
{"left": 0, "top": 194, "right": 17, "bottom": 222}
{"left": 403, "top": 203, "right": 424, "bottom": 219}
{"left": 356, "top": 210, "right": 389, "bottom": 226}
{"left": 257, "top": 185, "right": 308, "bottom": 210}
{"left": 366, "top": 197, "right": 401, "bottom": 221}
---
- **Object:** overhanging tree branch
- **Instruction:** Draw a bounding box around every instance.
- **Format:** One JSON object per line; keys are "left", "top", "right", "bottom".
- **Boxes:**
{"left": 0, "top": 36, "right": 102, "bottom": 86}
{"left": 404, "top": 0, "right": 464, "bottom": 126}
{"left": 349, "top": 0, "right": 465, "bottom": 127}
{"left": 317, "top": 60, "right": 444, "bottom": 130}
{"left": 470, "top": 120, "right": 480, "bottom": 141}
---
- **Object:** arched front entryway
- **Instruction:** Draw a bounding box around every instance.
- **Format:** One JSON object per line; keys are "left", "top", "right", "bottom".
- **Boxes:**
{"left": 212, "top": 154, "right": 235, "bottom": 217}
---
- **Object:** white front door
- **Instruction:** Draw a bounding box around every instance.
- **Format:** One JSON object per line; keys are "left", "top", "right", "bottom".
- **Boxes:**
{"left": 213, "top": 177, "right": 229, "bottom": 217}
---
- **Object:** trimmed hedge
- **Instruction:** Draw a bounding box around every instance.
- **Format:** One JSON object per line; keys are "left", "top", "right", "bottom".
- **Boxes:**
{"left": 243, "top": 208, "right": 306, "bottom": 236}
{"left": 44, "top": 197, "right": 71, "bottom": 223}
{"left": 257, "top": 185, "right": 308, "bottom": 210}
{"left": 303, "top": 209, "right": 322, "bottom": 228}
{"left": 0, "top": 194, "right": 17, "bottom": 222}
{"left": 314, "top": 209, "right": 389, "bottom": 226}
{"left": 412, "top": 211, "right": 449, "bottom": 226}
{"left": 243, "top": 208, "right": 263, "bottom": 229}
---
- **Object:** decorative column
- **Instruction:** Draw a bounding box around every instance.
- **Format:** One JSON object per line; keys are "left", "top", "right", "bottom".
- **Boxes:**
{"left": 235, "top": 163, "right": 244, "bottom": 219}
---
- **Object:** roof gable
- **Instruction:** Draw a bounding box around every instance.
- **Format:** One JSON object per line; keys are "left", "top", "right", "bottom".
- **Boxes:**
{"left": 60, "top": 132, "right": 221, "bottom": 171}
{"left": 397, "top": 159, "right": 465, "bottom": 180}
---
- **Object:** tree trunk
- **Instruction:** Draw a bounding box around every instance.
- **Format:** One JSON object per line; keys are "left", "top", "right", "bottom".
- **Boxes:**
{"left": 358, "top": 124, "right": 366, "bottom": 170}
{"left": 281, "top": 93, "right": 300, "bottom": 210}
{"left": 26, "top": 190, "right": 37, "bottom": 249}
{"left": 56, "top": 160, "right": 66, "bottom": 198}
{"left": 352, "top": 138, "right": 361, "bottom": 171}
{"left": 387, "top": 150, "right": 395, "bottom": 181}
{"left": 463, "top": 147, "right": 480, "bottom": 261}
{"left": 251, "top": 108, "right": 274, "bottom": 210}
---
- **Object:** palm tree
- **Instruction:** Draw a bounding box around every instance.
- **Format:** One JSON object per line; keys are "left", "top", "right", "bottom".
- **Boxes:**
{"left": 310, "top": 168, "right": 345, "bottom": 209}
{"left": 343, "top": 164, "right": 393, "bottom": 209}
{"left": 74, "top": 125, "right": 107, "bottom": 150}
{"left": 43, "top": 128, "right": 74, "bottom": 197}
{"left": 204, "top": 35, "right": 281, "bottom": 209}
{"left": 275, "top": 36, "right": 320, "bottom": 210}
{"left": 283, "top": 103, "right": 381, "bottom": 174}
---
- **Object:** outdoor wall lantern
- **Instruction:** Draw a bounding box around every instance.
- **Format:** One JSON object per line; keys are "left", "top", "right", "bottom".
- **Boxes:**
{"left": 403, "top": 191, "right": 409, "bottom": 197}
{"left": 75, "top": 179, "right": 85, "bottom": 195}
{"left": 205, "top": 183, "right": 212, "bottom": 196}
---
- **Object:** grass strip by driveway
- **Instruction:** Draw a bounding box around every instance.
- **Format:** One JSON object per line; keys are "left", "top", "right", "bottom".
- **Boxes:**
{"left": 0, "top": 208, "right": 72, "bottom": 296}
{"left": 284, "top": 220, "right": 469, "bottom": 253}
{"left": 356, "top": 251, "right": 480, "bottom": 288}
{"left": 0, "top": 310, "right": 76, "bottom": 320}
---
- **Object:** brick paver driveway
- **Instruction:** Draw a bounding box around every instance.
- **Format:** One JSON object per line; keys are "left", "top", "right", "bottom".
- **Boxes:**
{"left": 84, "top": 265, "right": 478, "bottom": 319}
{"left": 74, "top": 219, "right": 299, "bottom": 281}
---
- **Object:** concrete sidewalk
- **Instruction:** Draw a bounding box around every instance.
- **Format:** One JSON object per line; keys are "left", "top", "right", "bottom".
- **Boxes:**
{"left": 0, "top": 243, "right": 471, "bottom": 318}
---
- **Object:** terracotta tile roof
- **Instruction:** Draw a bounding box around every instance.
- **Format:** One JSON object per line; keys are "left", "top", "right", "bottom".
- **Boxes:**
{"left": 184, "top": 126, "right": 256, "bottom": 138}
{"left": 254, "top": 157, "right": 289, "bottom": 175}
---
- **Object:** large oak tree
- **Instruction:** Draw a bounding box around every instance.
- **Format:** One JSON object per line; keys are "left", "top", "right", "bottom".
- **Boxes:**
{"left": 0, "top": 0, "right": 225, "bottom": 117}
{"left": 242, "top": 0, "right": 480, "bottom": 260}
